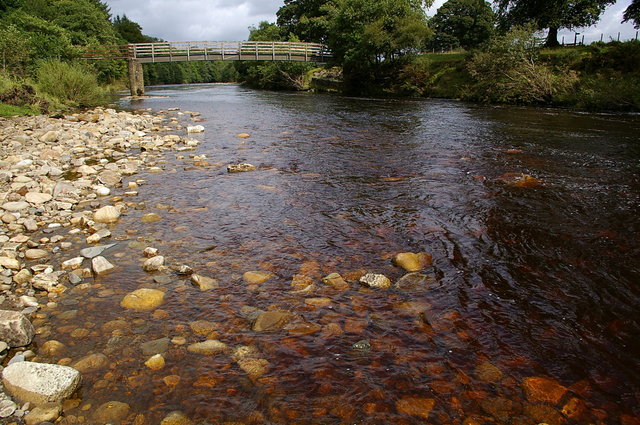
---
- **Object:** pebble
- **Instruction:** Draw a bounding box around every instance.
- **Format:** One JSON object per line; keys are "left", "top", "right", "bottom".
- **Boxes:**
{"left": 227, "top": 163, "right": 257, "bottom": 173}
{"left": 93, "top": 205, "right": 121, "bottom": 223}
{"left": 359, "top": 273, "right": 392, "bottom": 289}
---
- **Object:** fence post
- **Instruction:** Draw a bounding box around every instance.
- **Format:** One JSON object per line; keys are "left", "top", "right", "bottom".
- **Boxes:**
{"left": 618, "top": 32, "right": 621, "bottom": 41}
{"left": 581, "top": 35, "right": 584, "bottom": 45}
{"left": 562, "top": 36, "right": 565, "bottom": 46}
{"left": 600, "top": 34, "right": 603, "bottom": 42}
{"left": 272, "top": 42, "right": 275, "bottom": 61}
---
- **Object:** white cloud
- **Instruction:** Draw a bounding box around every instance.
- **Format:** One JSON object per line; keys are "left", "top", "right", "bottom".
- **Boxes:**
{"left": 104, "top": 0, "right": 282, "bottom": 41}
{"left": 105, "top": 0, "right": 638, "bottom": 43}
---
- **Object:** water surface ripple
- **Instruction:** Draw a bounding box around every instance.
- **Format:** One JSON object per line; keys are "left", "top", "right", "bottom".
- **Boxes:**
{"left": 45, "top": 84, "right": 640, "bottom": 424}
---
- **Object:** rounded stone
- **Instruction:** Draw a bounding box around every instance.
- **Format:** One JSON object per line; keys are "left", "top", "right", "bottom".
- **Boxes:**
{"left": 242, "top": 271, "right": 273, "bottom": 285}
{"left": 93, "top": 206, "right": 121, "bottom": 223}
{"left": 187, "top": 340, "right": 228, "bottom": 355}
{"left": 392, "top": 252, "right": 432, "bottom": 272}
{"left": 120, "top": 288, "right": 165, "bottom": 311}
{"left": 92, "top": 401, "right": 130, "bottom": 424}
{"left": 359, "top": 273, "right": 391, "bottom": 289}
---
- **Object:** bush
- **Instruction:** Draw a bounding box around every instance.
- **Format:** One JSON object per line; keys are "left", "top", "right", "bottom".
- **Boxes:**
{"left": 467, "top": 25, "right": 577, "bottom": 104}
{"left": 36, "top": 60, "right": 104, "bottom": 108}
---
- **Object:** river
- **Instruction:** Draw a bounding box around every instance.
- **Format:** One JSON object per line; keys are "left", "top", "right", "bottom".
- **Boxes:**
{"left": 43, "top": 84, "right": 640, "bottom": 424}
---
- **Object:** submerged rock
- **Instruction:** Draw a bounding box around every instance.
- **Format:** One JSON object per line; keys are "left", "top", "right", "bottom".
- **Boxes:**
{"left": 92, "top": 401, "right": 130, "bottom": 424}
{"left": 394, "top": 272, "right": 432, "bottom": 291}
{"left": 252, "top": 311, "right": 292, "bottom": 332}
{"left": 71, "top": 353, "right": 108, "bottom": 373}
{"left": 392, "top": 252, "right": 432, "bottom": 272}
{"left": 322, "top": 273, "right": 349, "bottom": 290}
{"left": 227, "top": 163, "right": 257, "bottom": 173}
{"left": 187, "top": 340, "right": 228, "bottom": 355}
{"left": 237, "top": 358, "right": 269, "bottom": 379}
{"left": 359, "top": 273, "right": 391, "bottom": 289}
{"left": 522, "top": 376, "right": 568, "bottom": 405}
{"left": 160, "top": 411, "right": 194, "bottom": 425}
{"left": 243, "top": 271, "right": 273, "bottom": 285}
{"left": 145, "top": 354, "right": 165, "bottom": 370}
{"left": 396, "top": 397, "right": 435, "bottom": 420}
{"left": 24, "top": 402, "right": 61, "bottom": 425}
{"left": 140, "top": 337, "right": 171, "bottom": 356}
{"left": 190, "top": 274, "right": 219, "bottom": 291}
{"left": 120, "top": 288, "right": 165, "bottom": 311}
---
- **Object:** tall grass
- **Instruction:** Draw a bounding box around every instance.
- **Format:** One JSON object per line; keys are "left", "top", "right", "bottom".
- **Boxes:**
{"left": 36, "top": 60, "right": 105, "bottom": 108}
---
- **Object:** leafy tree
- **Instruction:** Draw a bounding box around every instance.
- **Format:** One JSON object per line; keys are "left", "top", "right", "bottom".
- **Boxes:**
{"left": 0, "top": 9, "right": 74, "bottom": 61}
{"left": 276, "top": 0, "right": 332, "bottom": 42}
{"left": 0, "top": 25, "right": 32, "bottom": 72}
{"left": 496, "top": 0, "right": 615, "bottom": 47}
{"left": 326, "top": 0, "right": 433, "bottom": 93}
{"left": 429, "top": 0, "right": 495, "bottom": 50}
{"left": 624, "top": 0, "right": 640, "bottom": 28}
{"left": 0, "top": 0, "right": 22, "bottom": 17}
{"left": 113, "top": 15, "right": 157, "bottom": 43}
{"left": 248, "top": 21, "right": 285, "bottom": 42}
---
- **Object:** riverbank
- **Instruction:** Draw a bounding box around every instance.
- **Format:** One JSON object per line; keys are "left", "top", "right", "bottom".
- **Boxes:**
{"left": 0, "top": 107, "right": 205, "bottom": 421}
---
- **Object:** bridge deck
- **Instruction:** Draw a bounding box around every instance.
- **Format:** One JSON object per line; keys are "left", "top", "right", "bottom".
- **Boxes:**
{"left": 84, "top": 41, "right": 331, "bottom": 63}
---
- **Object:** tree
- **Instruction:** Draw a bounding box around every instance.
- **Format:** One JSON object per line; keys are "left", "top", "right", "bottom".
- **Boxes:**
{"left": 326, "top": 0, "right": 433, "bottom": 92}
{"left": 429, "top": 0, "right": 495, "bottom": 50}
{"left": 624, "top": 0, "right": 640, "bottom": 28}
{"left": 276, "top": 0, "right": 332, "bottom": 42}
{"left": 113, "top": 15, "right": 157, "bottom": 43}
{"left": 496, "top": 0, "right": 615, "bottom": 47}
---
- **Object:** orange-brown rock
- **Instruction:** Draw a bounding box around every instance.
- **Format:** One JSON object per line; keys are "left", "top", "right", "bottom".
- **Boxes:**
{"left": 396, "top": 397, "right": 435, "bottom": 420}
{"left": 522, "top": 376, "right": 568, "bottom": 405}
{"left": 561, "top": 397, "right": 587, "bottom": 420}
{"left": 392, "top": 252, "right": 432, "bottom": 272}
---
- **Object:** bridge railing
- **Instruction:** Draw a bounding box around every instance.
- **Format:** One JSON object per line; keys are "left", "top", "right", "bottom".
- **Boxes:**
{"left": 83, "top": 41, "right": 331, "bottom": 63}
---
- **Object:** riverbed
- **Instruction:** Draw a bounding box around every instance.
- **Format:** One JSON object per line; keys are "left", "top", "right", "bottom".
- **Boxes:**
{"left": 21, "top": 84, "right": 640, "bottom": 424}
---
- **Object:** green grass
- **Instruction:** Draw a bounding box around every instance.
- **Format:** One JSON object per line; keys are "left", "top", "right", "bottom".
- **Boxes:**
{"left": 416, "top": 52, "right": 468, "bottom": 64}
{"left": 0, "top": 103, "right": 37, "bottom": 117}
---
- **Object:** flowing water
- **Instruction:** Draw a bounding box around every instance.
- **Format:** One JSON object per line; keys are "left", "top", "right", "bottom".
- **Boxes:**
{"left": 38, "top": 84, "right": 640, "bottom": 424}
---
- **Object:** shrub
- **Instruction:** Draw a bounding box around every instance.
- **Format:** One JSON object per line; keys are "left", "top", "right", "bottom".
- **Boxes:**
{"left": 36, "top": 60, "right": 104, "bottom": 108}
{"left": 467, "top": 25, "right": 577, "bottom": 104}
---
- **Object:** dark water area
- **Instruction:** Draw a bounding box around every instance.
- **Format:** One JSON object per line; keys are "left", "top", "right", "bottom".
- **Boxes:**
{"left": 41, "top": 84, "right": 640, "bottom": 424}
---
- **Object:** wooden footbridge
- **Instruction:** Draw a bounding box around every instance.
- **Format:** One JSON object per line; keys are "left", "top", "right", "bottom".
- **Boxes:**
{"left": 84, "top": 41, "right": 331, "bottom": 96}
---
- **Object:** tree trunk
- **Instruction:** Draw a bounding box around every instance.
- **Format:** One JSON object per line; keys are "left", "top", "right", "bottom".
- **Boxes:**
{"left": 545, "top": 27, "right": 560, "bottom": 48}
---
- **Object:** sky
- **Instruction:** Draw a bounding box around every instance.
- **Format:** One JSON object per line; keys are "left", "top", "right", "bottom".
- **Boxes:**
{"left": 103, "top": 0, "right": 638, "bottom": 44}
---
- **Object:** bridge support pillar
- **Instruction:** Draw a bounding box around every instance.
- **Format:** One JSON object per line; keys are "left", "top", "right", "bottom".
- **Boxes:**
{"left": 128, "top": 60, "right": 144, "bottom": 97}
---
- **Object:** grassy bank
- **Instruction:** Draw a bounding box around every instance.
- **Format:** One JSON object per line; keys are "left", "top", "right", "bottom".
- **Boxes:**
{"left": 395, "top": 40, "right": 640, "bottom": 111}
{"left": 0, "top": 60, "right": 111, "bottom": 116}
{"left": 0, "top": 103, "right": 38, "bottom": 118}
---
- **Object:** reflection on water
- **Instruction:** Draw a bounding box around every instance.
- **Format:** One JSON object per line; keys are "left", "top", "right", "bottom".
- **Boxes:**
{"left": 39, "top": 84, "right": 639, "bottom": 424}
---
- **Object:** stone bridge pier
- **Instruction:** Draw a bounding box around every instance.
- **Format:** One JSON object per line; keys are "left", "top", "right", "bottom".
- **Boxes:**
{"left": 128, "top": 60, "right": 144, "bottom": 97}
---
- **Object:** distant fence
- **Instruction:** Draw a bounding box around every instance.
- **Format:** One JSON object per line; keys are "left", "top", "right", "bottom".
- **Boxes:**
{"left": 560, "top": 30, "right": 639, "bottom": 46}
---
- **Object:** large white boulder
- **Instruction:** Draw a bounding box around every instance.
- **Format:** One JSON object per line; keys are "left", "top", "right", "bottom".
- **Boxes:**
{"left": 2, "top": 362, "right": 81, "bottom": 405}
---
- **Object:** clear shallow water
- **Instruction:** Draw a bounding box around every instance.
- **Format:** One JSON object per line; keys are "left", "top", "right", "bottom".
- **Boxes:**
{"left": 40, "top": 84, "right": 640, "bottom": 424}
